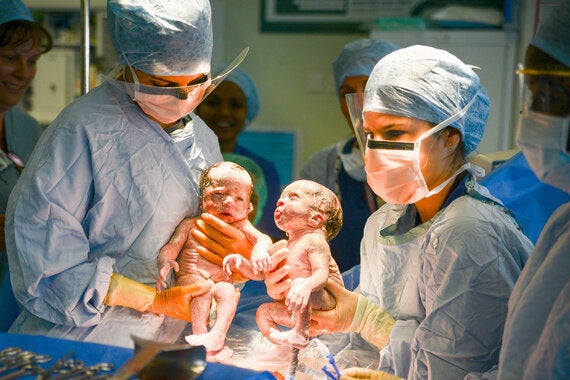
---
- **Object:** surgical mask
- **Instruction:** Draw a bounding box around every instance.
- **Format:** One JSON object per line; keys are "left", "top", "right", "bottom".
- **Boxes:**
{"left": 516, "top": 110, "right": 570, "bottom": 194}
{"left": 339, "top": 143, "right": 367, "bottom": 181}
{"left": 365, "top": 96, "right": 477, "bottom": 204}
{"left": 125, "top": 66, "right": 211, "bottom": 124}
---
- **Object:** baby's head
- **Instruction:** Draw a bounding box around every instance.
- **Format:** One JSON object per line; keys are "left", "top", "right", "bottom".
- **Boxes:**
{"left": 199, "top": 161, "right": 254, "bottom": 224}
{"left": 276, "top": 180, "right": 343, "bottom": 240}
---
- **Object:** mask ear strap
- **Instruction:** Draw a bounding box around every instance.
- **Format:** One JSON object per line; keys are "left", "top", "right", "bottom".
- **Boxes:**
{"left": 122, "top": 54, "right": 141, "bottom": 94}
{"left": 416, "top": 92, "right": 479, "bottom": 144}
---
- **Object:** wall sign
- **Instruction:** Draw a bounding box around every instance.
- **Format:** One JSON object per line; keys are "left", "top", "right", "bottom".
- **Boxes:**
{"left": 261, "top": 0, "right": 421, "bottom": 33}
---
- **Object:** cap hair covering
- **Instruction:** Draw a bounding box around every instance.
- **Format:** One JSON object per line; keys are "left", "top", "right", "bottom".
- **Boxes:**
{"left": 0, "top": 0, "right": 34, "bottom": 25}
{"left": 530, "top": 1, "right": 570, "bottom": 67}
{"left": 107, "top": 0, "right": 212, "bottom": 76}
{"left": 332, "top": 38, "right": 400, "bottom": 95}
{"left": 364, "top": 45, "right": 490, "bottom": 155}
{"left": 223, "top": 68, "right": 260, "bottom": 125}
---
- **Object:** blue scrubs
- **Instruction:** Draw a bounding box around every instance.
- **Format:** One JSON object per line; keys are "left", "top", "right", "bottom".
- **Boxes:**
{"left": 0, "top": 106, "right": 44, "bottom": 332}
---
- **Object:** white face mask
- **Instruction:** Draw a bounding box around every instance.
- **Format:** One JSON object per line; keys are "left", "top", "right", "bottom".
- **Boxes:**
{"left": 125, "top": 67, "right": 211, "bottom": 124}
{"left": 364, "top": 96, "right": 477, "bottom": 204}
{"left": 516, "top": 110, "right": 570, "bottom": 194}
{"left": 339, "top": 144, "right": 366, "bottom": 182}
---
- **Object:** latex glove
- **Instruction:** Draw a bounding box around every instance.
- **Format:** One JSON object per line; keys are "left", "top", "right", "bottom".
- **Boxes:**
{"left": 263, "top": 240, "right": 291, "bottom": 301}
{"left": 191, "top": 213, "right": 254, "bottom": 266}
{"left": 310, "top": 279, "right": 395, "bottom": 349}
{"left": 105, "top": 273, "right": 210, "bottom": 322}
{"left": 340, "top": 368, "right": 403, "bottom": 380}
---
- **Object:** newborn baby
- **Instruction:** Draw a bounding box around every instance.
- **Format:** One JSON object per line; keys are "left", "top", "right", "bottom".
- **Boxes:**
{"left": 156, "top": 161, "right": 272, "bottom": 361}
{"left": 224, "top": 179, "right": 344, "bottom": 349}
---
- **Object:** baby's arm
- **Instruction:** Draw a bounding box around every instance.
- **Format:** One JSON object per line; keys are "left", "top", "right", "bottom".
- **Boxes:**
{"left": 286, "top": 237, "right": 331, "bottom": 314}
{"left": 241, "top": 221, "right": 272, "bottom": 274}
{"left": 156, "top": 218, "right": 195, "bottom": 292}
{"left": 223, "top": 253, "right": 265, "bottom": 281}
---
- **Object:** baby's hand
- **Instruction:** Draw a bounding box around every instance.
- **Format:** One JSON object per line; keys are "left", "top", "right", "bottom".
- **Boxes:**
{"left": 223, "top": 254, "right": 245, "bottom": 278}
{"left": 156, "top": 259, "right": 179, "bottom": 292}
{"left": 286, "top": 278, "right": 312, "bottom": 314}
{"left": 250, "top": 246, "right": 272, "bottom": 274}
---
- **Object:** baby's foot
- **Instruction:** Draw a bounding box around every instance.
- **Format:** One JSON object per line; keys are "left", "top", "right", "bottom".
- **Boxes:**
{"left": 206, "top": 345, "right": 233, "bottom": 362}
{"left": 185, "top": 332, "right": 225, "bottom": 352}
{"left": 269, "top": 327, "right": 309, "bottom": 349}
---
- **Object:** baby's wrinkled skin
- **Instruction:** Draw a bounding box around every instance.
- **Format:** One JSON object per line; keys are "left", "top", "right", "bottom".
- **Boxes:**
{"left": 156, "top": 162, "right": 272, "bottom": 361}
{"left": 224, "top": 180, "right": 344, "bottom": 349}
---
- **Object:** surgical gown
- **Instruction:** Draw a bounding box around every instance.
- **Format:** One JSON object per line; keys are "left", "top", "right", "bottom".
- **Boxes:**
{"left": 497, "top": 202, "right": 570, "bottom": 379}
{"left": 5, "top": 78, "right": 223, "bottom": 348}
{"left": 359, "top": 174, "right": 533, "bottom": 379}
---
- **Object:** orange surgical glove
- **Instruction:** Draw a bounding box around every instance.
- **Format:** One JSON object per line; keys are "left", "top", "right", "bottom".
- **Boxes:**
{"left": 191, "top": 213, "right": 254, "bottom": 265}
{"left": 310, "top": 279, "right": 395, "bottom": 349}
{"left": 105, "top": 273, "right": 211, "bottom": 322}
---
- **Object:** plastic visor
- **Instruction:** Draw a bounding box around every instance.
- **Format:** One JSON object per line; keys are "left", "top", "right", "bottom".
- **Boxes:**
{"left": 346, "top": 92, "right": 417, "bottom": 156}
{"left": 130, "top": 47, "right": 249, "bottom": 100}
{"left": 345, "top": 92, "right": 367, "bottom": 157}
{"left": 516, "top": 64, "right": 570, "bottom": 117}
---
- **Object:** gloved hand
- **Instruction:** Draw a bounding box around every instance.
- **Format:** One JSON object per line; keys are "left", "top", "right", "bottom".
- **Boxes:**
{"left": 263, "top": 240, "right": 291, "bottom": 301}
{"left": 191, "top": 213, "right": 254, "bottom": 266}
{"left": 340, "top": 368, "right": 403, "bottom": 380}
{"left": 310, "top": 279, "right": 395, "bottom": 349}
{"left": 104, "top": 273, "right": 210, "bottom": 322}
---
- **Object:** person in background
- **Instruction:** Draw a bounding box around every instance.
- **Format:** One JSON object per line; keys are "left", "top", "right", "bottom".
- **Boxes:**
{"left": 300, "top": 39, "right": 399, "bottom": 273}
{"left": 196, "top": 67, "right": 283, "bottom": 240}
{"left": 5, "top": 0, "right": 223, "bottom": 348}
{"left": 264, "top": 45, "right": 533, "bottom": 379}
{"left": 0, "top": 0, "right": 52, "bottom": 332}
{"left": 494, "top": 3, "right": 570, "bottom": 378}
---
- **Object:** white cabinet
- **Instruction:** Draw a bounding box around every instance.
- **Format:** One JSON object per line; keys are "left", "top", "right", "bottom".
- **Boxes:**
{"left": 369, "top": 29, "right": 518, "bottom": 154}
{"left": 29, "top": 49, "right": 77, "bottom": 124}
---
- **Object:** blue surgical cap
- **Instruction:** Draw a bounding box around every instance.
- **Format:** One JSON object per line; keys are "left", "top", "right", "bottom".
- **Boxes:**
{"left": 0, "top": 0, "right": 33, "bottom": 25}
{"left": 364, "top": 45, "right": 490, "bottom": 156}
{"left": 107, "top": 0, "right": 212, "bottom": 76}
{"left": 531, "top": 1, "right": 570, "bottom": 67}
{"left": 224, "top": 68, "right": 260, "bottom": 125}
{"left": 332, "top": 38, "right": 400, "bottom": 96}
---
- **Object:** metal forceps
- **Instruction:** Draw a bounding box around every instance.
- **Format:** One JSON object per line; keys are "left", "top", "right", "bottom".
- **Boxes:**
{"left": 49, "top": 359, "right": 114, "bottom": 380}
{"left": 0, "top": 349, "right": 51, "bottom": 379}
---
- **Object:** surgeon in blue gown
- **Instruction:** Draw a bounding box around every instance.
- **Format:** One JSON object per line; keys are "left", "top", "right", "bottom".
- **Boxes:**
{"left": 259, "top": 46, "right": 534, "bottom": 379}
{"left": 5, "top": 0, "right": 225, "bottom": 348}
{"left": 0, "top": 0, "right": 52, "bottom": 332}
{"left": 495, "top": 3, "right": 570, "bottom": 378}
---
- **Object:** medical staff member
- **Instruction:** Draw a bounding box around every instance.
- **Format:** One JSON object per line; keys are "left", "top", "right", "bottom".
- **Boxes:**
{"left": 5, "top": 0, "right": 223, "bottom": 348}
{"left": 262, "top": 46, "right": 534, "bottom": 379}
{"left": 196, "top": 68, "right": 283, "bottom": 240}
{"left": 300, "top": 39, "right": 399, "bottom": 272}
{"left": 0, "top": 0, "right": 52, "bottom": 331}
{"left": 496, "top": 2, "right": 570, "bottom": 378}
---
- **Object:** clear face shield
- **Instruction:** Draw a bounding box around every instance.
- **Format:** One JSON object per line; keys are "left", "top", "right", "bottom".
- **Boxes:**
{"left": 345, "top": 92, "right": 367, "bottom": 157}
{"left": 516, "top": 65, "right": 570, "bottom": 117}
{"left": 127, "top": 47, "right": 249, "bottom": 101}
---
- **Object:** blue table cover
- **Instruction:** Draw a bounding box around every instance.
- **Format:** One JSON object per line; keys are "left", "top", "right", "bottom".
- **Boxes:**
{"left": 0, "top": 332, "right": 275, "bottom": 379}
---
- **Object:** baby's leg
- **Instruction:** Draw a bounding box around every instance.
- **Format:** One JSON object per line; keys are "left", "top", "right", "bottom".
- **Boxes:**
{"left": 256, "top": 302, "right": 293, "bottom": 340}
{"left": 190, "top": 292, "right": 211, "bottom": 335}
{"left": 268, "top": 305, "right": 310, "bottom": 349}
{"left": 185, "top": 282, "right": 238, "bottom": 361}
